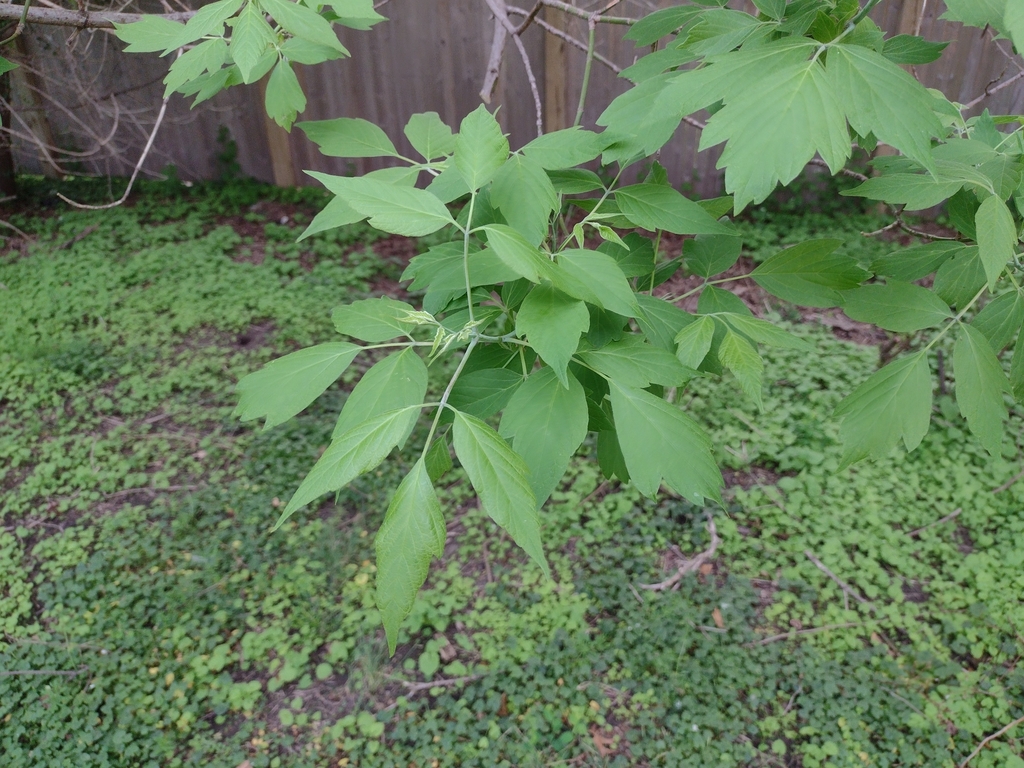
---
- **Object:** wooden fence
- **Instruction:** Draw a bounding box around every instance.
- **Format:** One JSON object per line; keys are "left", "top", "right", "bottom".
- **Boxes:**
{"left": 10, "top": 0, "right": 1024, "bottom": 198}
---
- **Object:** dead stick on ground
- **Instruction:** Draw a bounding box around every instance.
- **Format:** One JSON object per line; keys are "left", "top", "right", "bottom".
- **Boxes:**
{"left": 993, "top": 467, "right": 1024, "bottom": 494}
{"left": 0, "top": 666, "right": 88, "bottom": 677}
{"left": 905, "top": 508, "right": 962, "bottom": 538}
{"left": 746, "top": 622, "right": 866, "bottom": 647}
{"left": 396, "top": 674, "right": 483, "bottom": 695}
{"left": 639, "top": 515, "right": 719, "bottom": 592}
{"left": 959, "top": 713, "right": 1024, "bottom": 768}
{"left": 804, "top": 550, "right": 871, "bottom": 606}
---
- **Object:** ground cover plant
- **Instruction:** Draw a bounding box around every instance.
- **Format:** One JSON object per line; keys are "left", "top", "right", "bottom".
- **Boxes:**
{"left": 1, "top": 179, "right": 1023, "bottom": 766}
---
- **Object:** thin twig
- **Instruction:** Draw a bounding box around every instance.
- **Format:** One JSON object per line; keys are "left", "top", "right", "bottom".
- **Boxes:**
{"left": 0, "top": 0, "right": 33, "bottom": 45}
{"left": 959, "top": 714, "right": 1024, "bottom": 768}
{"left": 573, "top": 15, "right": 598, "bottom": 127}
{"left": 0, "top": 219, "right": 32, "bottom": 240}
{"left": 481, "top": 0, "right": 543, "bottom": 135}
{"left": 906, "top": 508, "right": 962, "bottom": 537}
{"left": 395, "top": 674, "right": 483, "bottom": 695}
{"left": 540, "top": 0, "right": 636, "bottom": 25}
{"left": 0, "top": 4, "right": 192, "bottom": 28}
{"left": 58, "top": 95, "right": 169, "bottom": 210}
{"left": 639, "top": 515, "right": 719, "bottom": 591}
{"left": 993, "top": 468, "right": 1024, "bottom": 494}
{"left": 0, "top": 666, "right": 89, "bottom": 677}
{"left": 964, "top": 69, "right": 1024, "bottom": 110}
{"left": 479, "top": 13, "right": 508, "bottom": 104}
{"left": 508, "top": 7, "right": 621, "bottom": 73}
{"left": 512, "top": 0, "right": 542, "bottom": 34}
{"left": 746, "top": 622, "right": 865, "bottom": 647}
{"left": 804, "top": 550, "right": 871, "bottom": 606}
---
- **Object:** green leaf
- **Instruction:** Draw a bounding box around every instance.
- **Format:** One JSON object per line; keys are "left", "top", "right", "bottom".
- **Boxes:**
{"left": 375, "top": 458, "right": 445, "bottom": 654}
{"left": 719, "top": 330, "right": 764, "bottom": 409}
{"left": 941, "top": 0, "right": 1005, "bottom": 28}
{"left": 625, "top": 5, "right": 702, "bottom": 45}
{"left": 481, "top": 224, "right": 552, "bottom": 283}
{"left": 615, "top": 184, "right": 731, "bottom": 235}
{"left": 309, "top": 173, "right": 453, "bottom": 236}
{"left": 751, "top": 239, "right": 867, "bottom": 307}
{"left": 698, "top": 285, "right": 751, "bottom": 316}
{"left": 608, "top": 381, "right": 722, "bottom": 504}
{"left": 449, "top": 368, "right": 523, "bottom": 419}
{"left": 636, "top": 293, "right": 694, "bottom": 350}
{"left": 452, "top": 412, "right": 548, "bottom": 576}
{"left": 675, "top": 315, "right": 715, "bottom": 369}
{"left": 934, "top": 246, "right": 986, "bottom": 309}
{"left": 548, "top": 169, "right": 603, "bottom": 194}
{"left": 262, "top": 0, "right": 347, "bottom": 52}
{"left": 520, "top": 127, "right": 605, "bottom": 170}
{"left": 424, "top": 435, "right": 453, "bottom": 482}
{"left": 491, "top": 155, "right": 558, "bottom": 247}
{"left": 404, "top": 112, "right": 456, "bottom": 160}
{"left": 333, "top": 348, "right": 427, "bottom": 442}
{"left": 881, "top": 34, "right": 949, "bottom": 65}
{"left": 281, "top": 405, "right": 423, "bottom": 522}
{"left": 0, "top": 57, "right": 15, "bottom": 76}
{"left": 973, "top": 291, "right": 1024, "bottom": 351}
{"left": 264, "top": 60, "right": 306, "bottom": 130}
{"left": 976, "top": 194, "right": 1017, "bottom": 289}
{"left": 701, "top": 61, "right": 851, "bottom": 210}
{"left": 427, "top": 164, "right": 471, "bottom": 203}
{"left": 553, "top": 250, "right": 639, "bottom": 317}
{"left": 499, "top": 367, "right": 589, "bottom": 507}
{"left": 164, "top": 38, "right": 228, "bottom": 97}
{"left": 870, "top": 241, "right": 963, "bottom": 282}
{"left": 230, "top": 2, "right": 277, "bottom": 83}
{"left": 328, "top": 0, "right": 387, "bottom": 29}
{"left": 597, "top": 429, "right": 630, "bottom": 482}
{"left": 751, "top": 0, "right": 786, "bottom": 20}
{"left": 827, "top": 43, "right": 943, "bottom": 174}
{"left": 954, "top": 324, "right": 1010, "bottom": 455}
{"left": 718, "top": 313, "right": 814, "bottom": 350}
{"left": 1010, "top": 333, "right": 1024, "bottom": 402}
{"left": 516, "top": 285, "right": 589, "bottom": 388}
{"left": 685, "top": 233, "right": 742, "bottom": 278}
{"left": 840, "top": 282, "right": 952, "bottom": 333}
{"left": 841, "top": 174, "right": 964, "bottom": 211}
{"left": 332, "top": 297, "right": 416, "bottom": 342}
{"left": 834, "top": 353, "right": 932, "bottom": 466}
{"left": 578, "top": 336, "right": 692, "bottom": 388}
{"left": 298, "top": 117, "right": 399, "bottom": 158}
{"left": 454, "top": 105, "right": 508, "bottom": 190}
{"left": 279, "top": 37, "right": 347, "bottom": 65}
{"left": 1007, "top": 0, "right": 1024, "bottom": 55}
{"left": 235, "top": 342, "right": 360, "bottom": 429}
{"left": 113, "top": 16, "right": 187, "bottom": 53}
{"left": 170, "top": 0, "right": 243, "bottom": 48}
{"left": 299, "top": 195, "right": 365, "bottom": 240}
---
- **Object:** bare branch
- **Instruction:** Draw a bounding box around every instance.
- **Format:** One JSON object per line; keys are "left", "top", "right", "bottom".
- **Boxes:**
{"left": 639, "top": 514, "right": 719, "bottom": 592}
{"left": 959, "top": 714, "right": 1024, "bottom": 768}
{"left": 481, "top": 0, "right": 543, "bottom": 136}
{"left": 804, "top": 550, "right": 871, "bottom": 606}
{"left": 508, "top": 6, "right": 621, "bottom": 73}
{"left": 479, "top": 15, "right": 508, "bottom": 104}
{"left": 57, "top": 95, "right": 169, "bottom": 210}
{"left": 964, "top": 69, "right": 1024, "bottom": 110}
{"left": 0, "top": 4, "right": 193, "bottom": 29}
{"left": 905, "top": 508, "right": 962, "bottom": 538}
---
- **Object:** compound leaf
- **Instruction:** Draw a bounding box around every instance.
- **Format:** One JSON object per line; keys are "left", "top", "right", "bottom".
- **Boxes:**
{"left": 376, "top": 458, "right": 445, "bottom": 654}
{"left": 615, "top": 183, "right": 731, "bottom": 235}
{"left": 516, "top": 285, "right": 589, "bottom": 387}
{"left": 840, "top": 282, "right": 952, "bottom": 333}
{"left": 281, "top": 405, "right": 423, "bottom": 522}
{"left": 751, "top": 239, "right": 867, "bottom": 307}
{"left": 608, "top": 381, "right": 722, "bottom": 504}
{"left": 299, "top": 117, "right": 399, "bottom": 157}
{"left": 452, "top": 412, "right": 549, "bottom": 576}
{"left": 499, "top": 367, "right": 589, "bottom": 507}
{"left": 236, "top": 342, "right": 360, "bottom": 429}
{"left": 333, "top": 348, "right": 427, "bottom": 441}
{"left": 455, "top": 105, "right": 509, "bottom": 190}
{"left": 332, "top": 296, "right": 416, "bottom": 342}
{"left": 834, "top": 352, "right": 932, "bottom": 466}
{"left": 954, "top": 324, "right": 1010, "bottom": 455}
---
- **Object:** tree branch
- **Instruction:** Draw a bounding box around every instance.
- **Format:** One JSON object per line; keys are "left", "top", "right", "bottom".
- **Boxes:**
{"left": 0, "top": 4, "right": 193, "bottom": 29}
